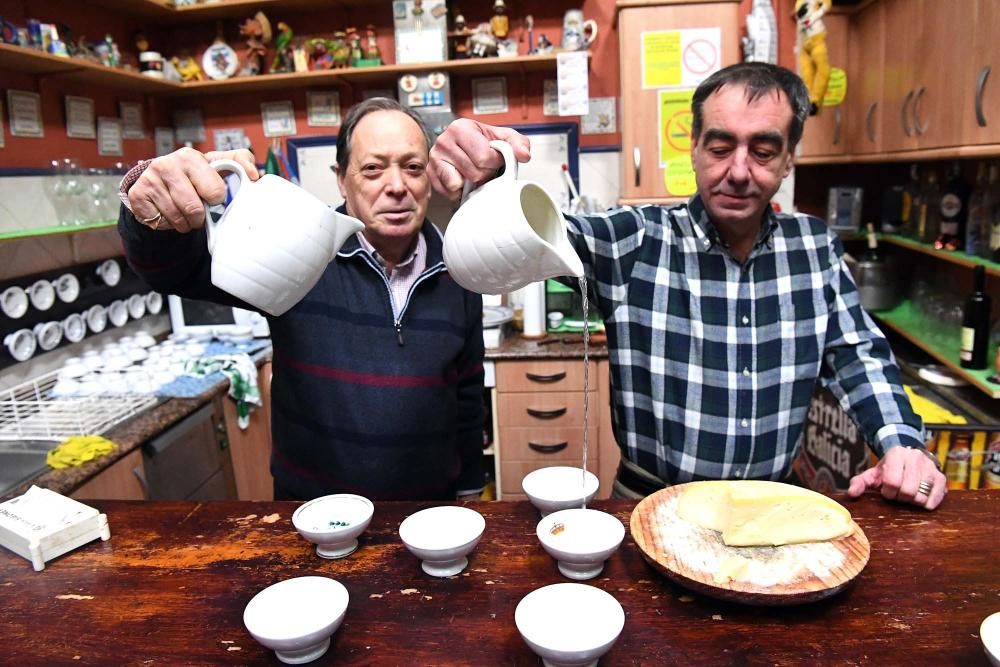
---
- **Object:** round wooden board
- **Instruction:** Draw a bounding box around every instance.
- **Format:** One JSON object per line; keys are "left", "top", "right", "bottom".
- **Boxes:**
{"left": 629, "top": 484, "right": 871, "bottom": 606}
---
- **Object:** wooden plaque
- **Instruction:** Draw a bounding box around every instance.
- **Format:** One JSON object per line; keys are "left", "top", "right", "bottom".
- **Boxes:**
{"left": 629, "top": 484, "right": 871, "bottom": 605}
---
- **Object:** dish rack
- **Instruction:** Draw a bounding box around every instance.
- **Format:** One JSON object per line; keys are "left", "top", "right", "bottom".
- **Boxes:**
{"left": 0, "top": 370, "right": 158, "bottom": 442}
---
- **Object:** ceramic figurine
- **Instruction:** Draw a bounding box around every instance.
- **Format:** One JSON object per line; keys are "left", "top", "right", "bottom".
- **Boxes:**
{"left": 536, "top": 34, "right": 553, "bottom": 55}
{"left": 525, "top": 14, "right": 534, "bottom": 54}
{"left": 305, "top": 38, "right": 334, "bottom": 70}
{"left": 270, "top": 21, "right": 295, "bottom": 73}
{"left": 364, "top": 24, "right": 381, "bottom": 64}
{"left": 795, "top": 0, "right": 832, "bottom": 115}
{"left": 172, "top": 51, "right": 205, "bottom": 81}
{"left": 134, "top": 30, "right": 149, "bottom": 54}
{"left": 346, "top": 27, "right": 363, "bottom": 65}
{"left": 331, "top": 30, "right": 350, "bottom": 68}
{"left": 412, "top": 0, "right": 424, "bottom": 31}
{"left": 293, "top": 41, "right": 309, "bottom": 72}
{"left": 102, "top": 34, "right": 121, "bottom": 67}
{"left": 490, "top": 0, "right": 509, "bottom": 40}
{"left": 468, "top": 23, "right": 497, "bottom": 58}
{"left": 239, "top": 11, "right": 271, "bottom": 76}
{"left": 454, "top": 12, "right": 466, "bottom": 32}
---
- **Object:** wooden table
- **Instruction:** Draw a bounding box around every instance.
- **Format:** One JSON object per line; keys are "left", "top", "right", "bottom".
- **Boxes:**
{"left": 2, "top": 492, "right": 997, "bottom": 665}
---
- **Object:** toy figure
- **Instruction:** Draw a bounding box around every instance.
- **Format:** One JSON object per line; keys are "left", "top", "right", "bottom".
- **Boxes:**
{"left": 412, "top": 0, "right": 424, "bottom": 31}
{"left": 270, "top": 21, "right": 294, "bottom": 72}
{"left": 795, "top": 0, "right": 832, "bottom": 115}
{"left": 292, "top": 41, "right": 309, "bottom": 72}
{"left": 331, "top": 30, "right": 350, "bottom": 68}
{"left": 134, "top": 31, "right": 149, "bottom": 54}
{"left": 454, "top": 12, "right": 466, "bottom": 32}
{"left": 239, "top": 11, "right": 271, "bottom": 75}
{"left": 468, "top": 23, "right": 497, "bottom": 58}
{"left": 102, "top": 34, "right": 121, "bottom": 68}
{"left": 172, "top": 51, "right": 204, "bottom": 81}
{"left": 364, "top": 24, "right": 381, "bottom": 64}
{"left": 305, "top": 38, "right": 334, "bottom": 70}
{"left": 346, "top": 27, "right": 363, "bottom": 65}
{"left": 536, "top": 34, "right": 553, "bottom": 55}
{"left": 525, "top": 14, "right": 534, "bottom": 54}
{"left": 490, "top": 0, "right": 509, "bottom": 40}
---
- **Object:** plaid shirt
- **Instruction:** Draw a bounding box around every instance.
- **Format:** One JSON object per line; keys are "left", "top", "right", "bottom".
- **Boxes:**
{"left": 565, "top": 195, "right": 924, "bottom": 484}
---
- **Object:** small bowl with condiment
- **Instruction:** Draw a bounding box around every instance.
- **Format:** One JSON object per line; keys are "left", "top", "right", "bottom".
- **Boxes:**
{"left": 537, "top": 508, "right": 625, "bottom": 580}
{"left": 398, "top": 505, "right": 485, "bottom": 577}
{"left": 243, "top": 576, "right": 349, "bottom": 664}
{"left": 521, "top": 466, "right": 600, "bottom": 517}
{"left": 292, "top": 494, "right": 374, "bottom": 559}
{"left": 515, "top": 582, "right": 625, "bottom": 667}
{"left": 982, "top": 610, "right": 1000, "bottom": 666}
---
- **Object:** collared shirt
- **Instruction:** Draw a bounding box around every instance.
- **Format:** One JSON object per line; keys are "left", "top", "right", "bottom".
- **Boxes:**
{"left": 356, "top": 230, "right": 426, "bottom": 320}
{"left": 564, "top": 195, "right": 924, "bottom": 484}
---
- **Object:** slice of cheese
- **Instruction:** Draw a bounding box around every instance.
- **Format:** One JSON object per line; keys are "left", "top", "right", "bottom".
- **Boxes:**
{"left": 677, "top": 480, "right": 853, "bottom": 547}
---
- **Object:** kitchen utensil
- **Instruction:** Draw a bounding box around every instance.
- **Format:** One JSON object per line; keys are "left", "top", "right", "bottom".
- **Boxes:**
{"left": 398, "top": 505, "right": 485, "bottom": 577}
{"left": 96, "top": 259, "right": 121, "bottom": 287}
{"left": 243, "top": 576, "right": 349, "bottom": 665}
{"left": 29, "top": 279, "right": 55, "bottom": 311}
{"left": 203, "top": 159, "right": 364, "bottom": 316}
{"left": 33, "top": 321, "right": 62, "bottom": 351}
{"left": 515, "top": 583, "right": 624, "bottom": 667}
{"left": 536, "top": 508, "right": 625, "bottom": 580}
{"left": 442, "top": 140, "right": 584, "bottom": 295}
{"left": 522, "top": 466, "right": 599, "bottom": 517}
{"left": 292, "top": 494, "right": 374, "bottom": 559}
{"left": 1, "top": 286, "right": 28, "bottom": 319}
{"left": 62, "top": 313, "right": 87, "bottom": 343}
{"left": 4, "top": 329, "right": 36, "bottom": 361}
{"left": 54, "top": 273, "right": 80, "bottom": 303}
{"left": 629, "top": 483, "right": 870, "bottom": 605}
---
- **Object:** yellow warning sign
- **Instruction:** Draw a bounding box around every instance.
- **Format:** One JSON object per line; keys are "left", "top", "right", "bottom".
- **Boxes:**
{"left": 658, "top": 89, "right": 696, "bottom": 197}
{"left": 665, "top": 160, "right": 697, "bottom": 197}
{"left": 642, "top": 31, "right": 682, "bottom": 88}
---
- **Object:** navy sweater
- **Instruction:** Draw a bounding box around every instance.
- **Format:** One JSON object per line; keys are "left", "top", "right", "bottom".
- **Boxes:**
{"left": 119, "top": 206, "right": 485, "bottom": 501}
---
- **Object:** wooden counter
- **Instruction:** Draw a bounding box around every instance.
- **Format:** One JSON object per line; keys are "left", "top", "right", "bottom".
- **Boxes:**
{"left": 1, "top": 492, "right": 997, "bottom": 664}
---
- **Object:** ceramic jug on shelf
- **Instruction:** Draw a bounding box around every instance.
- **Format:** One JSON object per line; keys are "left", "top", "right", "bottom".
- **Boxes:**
{"left": 442, "top": 140, "right": 584, "bottom": 296}
{"left": 204, "top": 159, "right": 364, "bottom": 316}
{"left": 561, "top": 9, "right": 598, "bottom": 51}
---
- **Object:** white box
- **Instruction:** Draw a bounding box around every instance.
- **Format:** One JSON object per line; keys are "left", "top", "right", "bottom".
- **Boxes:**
{"left": 0, "top": 486, "right": 110, "bottom": 571}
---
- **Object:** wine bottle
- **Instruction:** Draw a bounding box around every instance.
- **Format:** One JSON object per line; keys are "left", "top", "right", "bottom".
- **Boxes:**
{"left": 935, "top": 161, "right": 968, "bottom": 252}
{"left": 918, "top": 169, "right": 941, "bottom": 244}
{"left": 959, "top": 265, "right": 992, "bottom": 370}
{"left": 864, "top": 222, "right": 879, "bottom": 261}
{"left": 965, "top": 162, "right": 990, "bottom": 258}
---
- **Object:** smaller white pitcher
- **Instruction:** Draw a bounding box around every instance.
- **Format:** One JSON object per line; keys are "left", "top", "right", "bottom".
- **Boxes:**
{"left": 204, "top": 160, "right": 364, "bottom": 316}
{"left": 443, "top": 141, "right": 584, "bottom": 295}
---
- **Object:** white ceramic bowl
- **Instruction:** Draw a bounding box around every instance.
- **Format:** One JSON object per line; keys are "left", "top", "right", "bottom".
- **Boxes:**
{"left": 292, "top": 494, "right": 374, "bottom": 559}
{"left": 54, "top": 273, "right": 80, "bottom": 303}
{"left": 983, "top": 611, "right": 1000, "bottom": 666}
{"left": 398, "top": 505, "right": 485, "bottom": 577}
{"left": 96, "top": 259, "right": 121, "bottom": 286}
{"left": 127, "top": 293, "right": 146, "bottom": 319}
{"left": 108, "top": 300, "right": 128, "bottom": 327}
{"left": 4, "top": 328, "right": 36, "bottom": 362}
{"left": 85, "top": 305, "right": 107, "bottom": 333}
{"left": 243, "top": 576, "right": 349, "bottom": 665}
{"left": 29, "top": 279, "right": 55, "bottom": 311}
{"left": 537, "top": 509, "right": 625, "bottom": 581}
{"left": 1, "top": 286, "right": 28, "bottom": 319}
{"left": 145, "top": 291, "right": 163, "bottom": 315}
{"left": 522, "top": 466, "right": 600, "bottom": 517}
{"left": 515, "top": 583, "right": 625, "bottom": 667}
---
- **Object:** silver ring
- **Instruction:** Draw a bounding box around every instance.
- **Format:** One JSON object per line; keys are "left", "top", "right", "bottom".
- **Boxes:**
{"left": 917, "top": 479, "right": 933, "bottom": 496}
{"left": 138, "top": 211, "right": 163, "bottom": 229}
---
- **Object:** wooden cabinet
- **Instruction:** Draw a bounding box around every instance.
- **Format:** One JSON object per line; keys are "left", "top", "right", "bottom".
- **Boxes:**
{"left": 797, "top": 12, "right": 850, "bottom": 159}
{"left": 617, "top": 1, "right": 741, "bottom": 204}
{"left": 226, "top": 361, "right": 274, "bottom": 501}
{"left": 495, "top": 358, "right": 618, "bottom": 500}
{"left": 963, "top": 0, "right": 1000, "bottom": 147}
{"left": 845, "top": 0, "right": 885, "bottom": 155}
{"left": 71, "top": 449, "right": 146, "bottom": 501}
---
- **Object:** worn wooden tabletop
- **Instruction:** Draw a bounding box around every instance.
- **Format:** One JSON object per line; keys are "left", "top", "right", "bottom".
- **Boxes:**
{"left": 1, "top": 492, "right": 997, "bottom": 665}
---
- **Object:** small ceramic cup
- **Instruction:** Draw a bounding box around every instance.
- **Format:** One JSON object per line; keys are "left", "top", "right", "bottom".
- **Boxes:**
{"left": 29, "top": 279, "right": 56, "bottom": 311}
{"left": 62, "top": 312, "right": 87, "bottom": 343}
{"left": 33, "top": 321, "right": 62, "bottom": 351}
{"left": 1, "top": 286, "right": 29, "bottom": 319}
{"left": 4, "top": 328, "right": 36, "bottom": 361}
{"left": 54, "top": 273, "right": 80, "bottom": 303}
{"left": 85, "top": 304, "right": 108, "bottom": 333}
{"left": 96, "top": 259, "right": 122, "bottom": 286}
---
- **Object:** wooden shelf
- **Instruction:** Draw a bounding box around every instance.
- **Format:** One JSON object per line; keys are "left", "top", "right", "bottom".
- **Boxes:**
{"left": 879, "top": 234, "right": 1000, "bottom": 278}
{"left": 0, "top": 44, "right": 181, "bottom": 94}
{"left": 1, "top": 44, "right": 574, "bottom": 97}
{"left": 0, "top": 221, "right": 117, "bottom": 242}
{"left": 871, "top": 300, "right": 1000, "bottom": 399}
{"left": 92, "top": 0, "right": 382, "bottom": 22}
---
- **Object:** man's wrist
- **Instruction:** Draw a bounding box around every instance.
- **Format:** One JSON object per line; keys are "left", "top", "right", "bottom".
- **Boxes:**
{"left": 911, "top": 445, "right": 943, "bottom": 472}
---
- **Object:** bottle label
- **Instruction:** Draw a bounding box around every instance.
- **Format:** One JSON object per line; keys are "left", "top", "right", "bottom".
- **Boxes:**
{"left": 940, "top": 193, "right": 962, "bottom": 219}
{"left": 959, "top": 327, "right": 975, "bottom": 360}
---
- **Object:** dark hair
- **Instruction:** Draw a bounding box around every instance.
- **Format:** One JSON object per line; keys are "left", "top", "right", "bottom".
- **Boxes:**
{"left": 690, "top": 62, "right": 810, "bottom": 150}
{"left": 335, "top": 98, "right": 435, "bottom": 173}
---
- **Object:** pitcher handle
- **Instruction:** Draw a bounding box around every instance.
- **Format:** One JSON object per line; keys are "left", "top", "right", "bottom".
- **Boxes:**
{"left": 460, "top": 139, "right": 518, "bottom": 203}
{"left": 204, "top": 159, "right": 250, "bottom": 254}
{"left": 581, "top": 20, "right": 598, "bottom": 49}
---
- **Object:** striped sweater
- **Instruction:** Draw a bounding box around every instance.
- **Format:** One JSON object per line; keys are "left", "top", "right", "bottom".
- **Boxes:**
{"left": 118, "top": 207, "right": 485, "bottom": 501}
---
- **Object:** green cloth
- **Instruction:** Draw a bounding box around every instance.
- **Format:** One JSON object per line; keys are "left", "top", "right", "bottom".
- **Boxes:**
{"left": 184, "top": 354, "right": 262, "bottom": 429}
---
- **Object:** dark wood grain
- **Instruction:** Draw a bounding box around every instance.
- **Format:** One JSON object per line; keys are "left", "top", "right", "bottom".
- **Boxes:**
{"left": 1, "top": 492, "right": 997, "bottom": 665}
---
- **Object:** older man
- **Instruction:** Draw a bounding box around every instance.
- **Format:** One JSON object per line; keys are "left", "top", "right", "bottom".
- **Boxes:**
{"left": 428, "top": 63, "right": 946, "bottom": 510}
{"left": 118, "top": 98, "right": 485, "bottom": 501}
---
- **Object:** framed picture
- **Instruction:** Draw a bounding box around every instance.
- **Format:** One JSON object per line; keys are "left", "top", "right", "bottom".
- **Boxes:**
{"left": 261, "top": 101, "right": 297, "bottom": 137}
{"left": 7, "top": 90, "right": 43, "bottom": 137}
{"left": 307, "top": 91, "right": 341, "bottom": 127}
{"left": 65, "top": 96, "right": 96, "bottom": 139}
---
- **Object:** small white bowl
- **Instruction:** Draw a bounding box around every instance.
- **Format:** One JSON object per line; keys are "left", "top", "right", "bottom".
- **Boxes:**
{"left": 398, "top": 506, "right": 485, "bottom": 577}
{"left": 54, "top": 273, "right": 80, "bottom": 303}
{"left": 29, "top": 279, "right": 55, "bottom": 311}
{"left": 292, "top": 494, "right": 374, "bottom": 559}
{"left": 515, "top": 583, "right": 625, "bottom": 667}
{"left": 522, "top": 466, "right": 600, "bottom": 517}
{"left": 1, "top": 286, "right": 28, "bottom": 319}
{"left": 243, "top": 576, "right": 349, "bottom": 665}
{"left": 983, "top": 611, "right": 1000, "bottom": 666}
{"left": 537, "top": 509, "right": 625, "bottom": 581}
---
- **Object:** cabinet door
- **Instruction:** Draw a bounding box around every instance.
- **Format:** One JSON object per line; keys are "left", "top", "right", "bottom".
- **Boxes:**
{"left": 227, "top": 361, "right": 274, "bottom": 500}
{"left": 846, "top": 0, "right": 884, "bottom": 154}
{"left": 797, "top": 12, "right": 850, "bottom": 159}
{"left": 618, "top": 1, "right": 740, "bottom": 202}
{"left": 878, "top": 0, "right": 921, "bottom": 153}
{"left": 71, "top": 449, "right": 146, "bottom": 501}
{"left": 963, "top": 0, "right": 1000, "bottom": 146}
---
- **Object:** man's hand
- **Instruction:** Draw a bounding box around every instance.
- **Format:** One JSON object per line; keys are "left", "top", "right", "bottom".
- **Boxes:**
{"left": 847, "top": 446, "right": 947, "bottom": 510}
{"left": 128, "top": 147, "right": 259, "bottom": 234}
{"left": 428, "top": 119, "right": 531, "bottom": 200}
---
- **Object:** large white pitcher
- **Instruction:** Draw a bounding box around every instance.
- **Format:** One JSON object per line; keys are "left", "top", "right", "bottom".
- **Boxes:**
{"left": 442, "top": 140, "right": 584, "bottom": 295}
{"left": 204, "top": 159, "right": 364, "bottom": 316}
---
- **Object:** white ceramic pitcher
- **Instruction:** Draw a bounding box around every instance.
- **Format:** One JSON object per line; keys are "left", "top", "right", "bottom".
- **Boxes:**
{"left": 204, "top": 159, "right": 364, "bottom": 316}
{"left": 442, "top": 141, "right": 584, "bottom": 295}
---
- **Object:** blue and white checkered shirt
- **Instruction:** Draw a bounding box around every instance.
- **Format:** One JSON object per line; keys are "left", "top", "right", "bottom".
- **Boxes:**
{"left": 565, "top": 195, "right": 924, "bottom": 484}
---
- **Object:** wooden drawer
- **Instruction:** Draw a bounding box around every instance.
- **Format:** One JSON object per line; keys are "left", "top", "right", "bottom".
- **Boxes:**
{"left": 500, "top": 459, "right": 600, "bottom": 495}
{"left": 499, "top": 426, "right": 599, "bottom": 462}
{"left": 498, "top": 391, "right": 597, "bottom": 428}
{"left": 497, "top": 360, "right": 596, "bottom": 393}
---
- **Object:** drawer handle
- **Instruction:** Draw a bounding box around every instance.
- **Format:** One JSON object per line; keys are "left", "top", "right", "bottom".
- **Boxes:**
{"left": 975, "top": 65, "right": 991, "bottom": 127}
{"left": 525, "top": 371, "right": 566, "bottom": 383}
{"left": 529, "top": 441, "right": 569, "bottom": 453}
{"left": 900, "top": 90, "right": 914, "bottom": 138}
{"left": 865, "top": 102, "right": 878, "bottom": 143}
{"left": 527, "top": 407, "right": 567, "bottom": 419}
{"left": 912, "top": 86, "right": 927, "bottom": 136}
